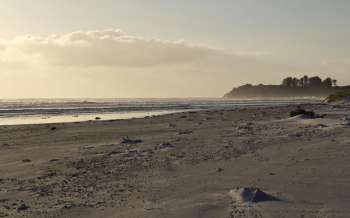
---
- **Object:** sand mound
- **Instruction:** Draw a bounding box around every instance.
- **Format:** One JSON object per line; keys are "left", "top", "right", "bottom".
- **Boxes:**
{"left": 324, "top": 94, "right": 350, "bottom": 105}
{"left": 228, "top": 187, "right": 279, "bottom": 203}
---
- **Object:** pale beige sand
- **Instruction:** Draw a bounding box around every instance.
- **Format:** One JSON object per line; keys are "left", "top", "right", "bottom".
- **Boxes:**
{"left": 0, "top": 104, "right": 349, "bottom": 218}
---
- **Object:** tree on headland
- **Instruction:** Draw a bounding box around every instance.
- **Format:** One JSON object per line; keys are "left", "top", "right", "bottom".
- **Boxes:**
{"left": 291, "top": 78, "right": 299, "bottom": 87}
{"left": 281, "top": 77, "right": 293, "bottom": 87}
{"left": 224, "top": 74, "right": 350, "bottom": 98}
{"left": 282, "top": 75, "right": 337, "bottom": 88}
{"left": 302, "top": 75, "right": 309, "bottom": 88}
{"left": 280, "top": 76, "right": 335, "bottom": 88}
{"left": 323, "top": 77, "right": 333, "bottom": 87}
{"left": 332, "top": 79, "right": 337, "bottom": 87}
{"left": 308, "top": 76, "right": 322, "bottom": 87}
{"left": 282, "top": 77, "right": 303, "bottom": 88}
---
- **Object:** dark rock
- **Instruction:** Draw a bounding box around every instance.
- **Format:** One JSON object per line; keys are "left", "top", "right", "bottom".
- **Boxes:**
{"left": 177, "top": 130, "right": 193, "bottom": 135}
{"left": 63, "top": 202, "right": 75, "bottom": 209}
{"left": 217, "top": 168, "right": 224, "bottom": 172}
{"left": 49, "top": 158, "right": 60, "bottom": 163}
{"left": 31, "top": 186, "right": 50, "bottom": 196}
{"left": 290, "top": 106, "right": 315, "bottom": 118}
{"left": 51, "top": 127, "right": 57, "bottom": 131}
{"left": 17, "top": 202, "right": 29, "bottom": 211}
{"left": 316, "top": 124, "right": 328, "bottom": 128}
{"left": 120, "top": 137, "right": 143, "bottom": 144}
{"left": 157, "top": 142, "right": 175, "bottom": 150}
{"left": 228, "top": 187, "right": 280, "bottom": 203}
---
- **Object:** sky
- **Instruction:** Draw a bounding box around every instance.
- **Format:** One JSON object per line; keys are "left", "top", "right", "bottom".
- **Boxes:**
{"left": 0, "top": 0, "right": 349, "bottom": 98}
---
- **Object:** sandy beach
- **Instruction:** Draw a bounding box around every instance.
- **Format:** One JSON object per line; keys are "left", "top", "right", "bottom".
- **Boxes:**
{"left": 0, "top": 103, "right": 350, "bottom": 218}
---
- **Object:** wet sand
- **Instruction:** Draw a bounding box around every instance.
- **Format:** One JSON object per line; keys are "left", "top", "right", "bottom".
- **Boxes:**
{"left": 0, "top": 104, "right": 349, "bottom": 218}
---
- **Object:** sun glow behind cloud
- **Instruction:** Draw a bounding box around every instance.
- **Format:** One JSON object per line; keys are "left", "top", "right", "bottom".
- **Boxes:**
{"left": 0, "top": 28, "right": 348, "bottom": 98}
{"left": 0, "top": 29, "right": 282, "bottom": 98}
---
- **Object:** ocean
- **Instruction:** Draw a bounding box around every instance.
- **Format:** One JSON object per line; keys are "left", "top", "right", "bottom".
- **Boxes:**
{"left": 0, "top": 98, "right": 321, "bottom": 125}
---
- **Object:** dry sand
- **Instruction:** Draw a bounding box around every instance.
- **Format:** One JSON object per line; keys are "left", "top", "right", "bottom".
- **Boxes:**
{"left": 0, "top": 104, "right": 350, "bottom": 218}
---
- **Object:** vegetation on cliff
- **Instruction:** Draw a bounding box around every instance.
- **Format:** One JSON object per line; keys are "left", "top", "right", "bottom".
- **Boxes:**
{"left": 324, "top": 91, "right": 350, "bottom": 103}
{"left": 224, "top": 76, "right": 350, "bottom": 98}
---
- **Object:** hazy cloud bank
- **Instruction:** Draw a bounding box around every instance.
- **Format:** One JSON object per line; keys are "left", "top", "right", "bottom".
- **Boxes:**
{"left": 0, "top": 29, "right": 346, "bottom": 98}
{"left": 0, "top": 29, "right": 226, "bottom": 68}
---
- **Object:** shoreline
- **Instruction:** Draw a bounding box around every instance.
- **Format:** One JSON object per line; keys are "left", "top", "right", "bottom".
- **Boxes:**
{"left": 0, "top": 102, "right": 325, "bottom": 127}
{"left": 0, "top": 104, "right": 349, "bottom": 217}
{"left": 0, "top": 98, "right": 321, "bottom": 126}
{"left": 0, "top": 109, "right": 190, "bottom": 126}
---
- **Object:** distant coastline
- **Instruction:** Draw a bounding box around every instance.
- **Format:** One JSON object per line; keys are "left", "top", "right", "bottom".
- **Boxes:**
{"left": 224, "top": 75, "right": 350, "bottom": 98}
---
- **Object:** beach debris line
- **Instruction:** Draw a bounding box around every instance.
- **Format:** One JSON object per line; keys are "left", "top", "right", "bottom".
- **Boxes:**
{"left": 228, "top": 187, "right": 280, "bottom": 203}
{"left": 177, "top": 130, "right": 193, "bottom": 135}
{"left": 289, "top": 106, "right": 325, "bottom": 119}
{"left": 120, "top": 137, "right": 143, "bottom": 145}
